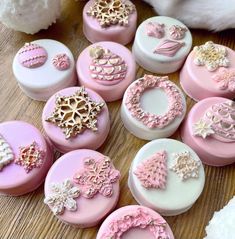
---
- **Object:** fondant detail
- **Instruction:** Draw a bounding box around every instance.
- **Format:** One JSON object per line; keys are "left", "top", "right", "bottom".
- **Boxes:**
{"left": 18, "top": 43, "right": 48, "bottom": 68}
{"left": 46, "top": 87, "right": 105, "bottom": 139}
{"left": 0, "top": 135, "right": 14, "bottom": 170}
{"left": 169, "top": 25, "right": 187, "bottom": 40}
{"left": 73, "top": 157, "right": 120, "bottom": 198}
{"left": 44, "top": 179, "right": 80, "bottom": 215}
{"left": 170, "top": 151, "right": 201, "bottom": 181}
{"left": 193, "top": 41, "right": 229, "bottom": 71}
{"left": 14, "top": 142, "right": 44, "bottom": 173}
{"left": 89, "top": 46, "right": 127, "bottom": 86}
{"left": 52, "top": 53, "right": 70, "bottom": 71}
{"left": 101, "top": 207, "right": 170, "bottom": 239}
{"left": 125, "top": 75, "right": 184, "bottom": 129}
{"left": 154, "top": 39, "right": 185, "bottom": 57}
{"left": 212, "top": 68, "right": 235, "bottom": 92}
{"left": 193, "top": 119, "right": 215, "bottom": 139}
{"left": 146, "top": 22, "right": 165, "bottom": 39}
{"left": 86, "top": 0, "right": 135, "bottom": 27}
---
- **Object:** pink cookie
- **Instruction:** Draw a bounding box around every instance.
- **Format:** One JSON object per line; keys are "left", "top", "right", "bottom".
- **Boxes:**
{"left": 44, "top": 149, "right": 120, "bottom": 227}
{"left": 96, "top": 205, "right": 175, "bottom": 239}
{"left": 83, "top": 0, "right": 137, "bottom": 45}
{"left": 0, "top": 121, "right": 53, "bottom": 196}
{"left": 180, "top": 41, "right": 235, "bottom": 101}
{"left": 180, "top": 97, "right": 235, "bottom": 166}
{"left": 42, "top": 86, "right": 110, "bottom": 153}
{"left": 77, "top": 41, "right": 136, "bottom": 102}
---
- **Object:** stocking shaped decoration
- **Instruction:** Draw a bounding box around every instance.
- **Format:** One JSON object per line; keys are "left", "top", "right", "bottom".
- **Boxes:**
{"left": 0, "top": 135, "right": 14, "bottom": 170}
{"left": 134, "top": 151, "right": 167, "bottom": 189}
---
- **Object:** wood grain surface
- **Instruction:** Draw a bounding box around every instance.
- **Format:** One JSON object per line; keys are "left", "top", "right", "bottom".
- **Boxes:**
{"left": 0, "top": 1, "right": 235, "bottom": 238}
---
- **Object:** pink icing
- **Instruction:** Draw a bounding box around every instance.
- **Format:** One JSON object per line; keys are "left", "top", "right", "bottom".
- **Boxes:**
{"left": 134, "top": 151, "right": 167, "bottom": 189}
{"left": 18, "top": 43, "right": 48, "bottom": 68}
{"left": 154, "top": 39, "right": 185, "bottom": 57}
{"left": 73, "top": 156, "right": 120, "bottom": 198}
{"left": 125, "top": 75, "right": 184, "bottom": 129}
{"left": 146, "top": 22, "right": 165, "bottom": 39}
{"left": 169, "top": 25, "right": 187, "bottom": 40}
{"left": 52, "top": 53, "right": 70, "bottom": 71}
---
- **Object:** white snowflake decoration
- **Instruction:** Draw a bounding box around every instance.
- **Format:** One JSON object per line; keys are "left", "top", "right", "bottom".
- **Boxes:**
{"left": 44, "top": 179, "right": 80, "bottom": 215}
{"left": 193, "top": 119, "right": 215, "bottom": 139}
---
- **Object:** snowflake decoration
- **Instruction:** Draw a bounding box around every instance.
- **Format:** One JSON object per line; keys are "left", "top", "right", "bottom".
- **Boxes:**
{"left": 15, "top": 141, "right": 44, "bottom": 173}
{"left": 46, "top": 87, "right": 105, "bottom": 139}
{"left": 86, "top": 0, "right": 135, "bottom": 28}
{"left": 193, "top": 41, "right": 229, "bottom": 71}
{"left": 170, "top": 151, "right": 201, "bottom": 181}
{"left": 73, "top": 157, "right": 120, "bottom": 198}
{"left": 212, "top": 68, "right": 235, "bottom": 92}
{"left": 44, "top": 179, "right": 80, "bottom": 215}
{"left": 193, "top": 119, "right": 215, "bottom": 139}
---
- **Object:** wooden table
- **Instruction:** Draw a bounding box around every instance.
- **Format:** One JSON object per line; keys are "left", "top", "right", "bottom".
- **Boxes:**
{"left": 0, "top": 1, "right": 235, "bottom": 238}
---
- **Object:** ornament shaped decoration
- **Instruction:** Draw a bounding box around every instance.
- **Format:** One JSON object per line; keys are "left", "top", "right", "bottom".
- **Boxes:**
{"left": 52, "top": 53, "right": 70, "bottom": 71}
{"left": 170, "top": 151, "right": 201, "bottom": 181}
{"left": 46, "top": 87, "right": 105, "bottom": 139}
{"left": 154, "top": 39, "right": 185, "bottom": 57}
{"left": 169, "top": 25, "right": 187, "bottom": 40}
{"left": 89, "top": 46, "right": 127, "bottom": 86}
{"left": 125, "top": 75, "right": 184, "bottom": 129}
{"left": 73, "top": 157, "right": 120, "bottom": 198}
{"left": 146, "top": 22, "right": 165, "bottom": 39}
{"left": 86, "top": 0, "right": 135, "bottom": 28}
{"left": 193, "top": 41, "right": 229, "bottom": 71}
{"left": 134, "top": 151, "right": 167, "bottom": 189}
{"left": 212, "top": 68, "right": 235, "bottom": 92}
{"left": 18, "top": 43, "right": 48, "bottom": 68}
{"left": 193, "top": 119, "right": 215, "bottom": 139}
{"left": 14, "top": 142, "right": 44, "bottom": 173}
{"left": 101, "top": 207, "right": 170, "bottom": 239}
{"left": 0, "top": 135, "right": 14, "bottom": 171}
{"left": 44, "top": 179, "right": 80, "bottom": 215}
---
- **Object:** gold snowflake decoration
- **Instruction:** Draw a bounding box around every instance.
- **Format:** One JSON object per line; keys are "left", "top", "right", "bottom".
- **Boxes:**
{"left": 87, "top": 0, "right": 135, "bottom": 28}
{"left": 46, "top": 87, "right": 105, "bottom": 139}
{"left": 170, "top": 151, "right": 201, "bottom": 181}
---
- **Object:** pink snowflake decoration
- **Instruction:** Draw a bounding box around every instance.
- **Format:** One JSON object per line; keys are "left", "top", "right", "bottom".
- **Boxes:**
{"left": 212, "top": 68, "right": 235, "bottom": 92}
{"left": 73, "top": 157, "right": 120, "bottom": 198}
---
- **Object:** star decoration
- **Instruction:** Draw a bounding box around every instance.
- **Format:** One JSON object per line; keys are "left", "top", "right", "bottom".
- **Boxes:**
{"left": 86, "top": 0, "right": 135, "bottom": 28}
{"left": 44, "top": 179, "right": 80, "bottom": 215}
{"left": 193, "top": 41, "right": 229, "bottom": 71}
{"left": 15, "top": 141, "right": 44, "bottom": 173}
{"left": 46, "top": 87, "right": 105, "bottom": 139}
{"left": 73, "top": 157, "right": 120, "bottom": 198}
{"left": 193, "top": 119, "right": 215, "bottom": 139}
{"left": 170, "top": 151, "right": 201, "bottom": 181}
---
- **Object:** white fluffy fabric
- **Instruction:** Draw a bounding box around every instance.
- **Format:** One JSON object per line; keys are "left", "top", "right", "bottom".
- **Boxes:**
{"left": 0, "top": 0, "right": 61, "bottom": 34}
{"left": 204, "top": 196, "right": 235, "bottom": 239}
{"left": 144, "top": 0, "right": 235, "bottom": 31}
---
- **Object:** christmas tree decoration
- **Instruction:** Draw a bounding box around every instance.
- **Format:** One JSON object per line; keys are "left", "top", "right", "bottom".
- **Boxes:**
{"left": 0, "top": 135, "right": 14, "bottom": 170}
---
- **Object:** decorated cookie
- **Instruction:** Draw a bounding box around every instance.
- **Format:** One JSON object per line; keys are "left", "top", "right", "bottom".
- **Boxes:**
{"left": 97, "top": 205, "right": 175, "bottom": 239}
{"left": 44, "top": 149, "right": 120, "bottom": 227}
{"left": 0, "top": 121, "right": 53, "bottom": 196}
{"left": 77, "top": 41, "right": 136, "bottom": 102}
{"left": 180, "top": 41, "right": 235, "bottom": 101}
{"left": 13, "top": 39, "right": 77, "bottom": 101}
{"left": 181, "top": 97, "right": 235, "bottom": 166}
{"left": 132, "top": 16, "right": 192, "bottom": 74}
{"left": 128, "top": 139, "right": 205, "bottom": 216}
{"left": 121, "top": 75, "right": 186, "bottom": 140}
{"left": 83, "top": 0, "right": 137, "bottom": 45}
{"left": 42, "top": 86, "right": 110, "bottom": 153}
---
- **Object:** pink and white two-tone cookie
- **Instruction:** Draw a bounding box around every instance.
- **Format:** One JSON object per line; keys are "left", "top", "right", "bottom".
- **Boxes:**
{"left": 0, "top": 121, "right": 53, "bottom": 196}
{"left": 44, "top": 149, "right": 120, "bottom": 227}
{"left": 77, "top": 41, "right": 136, "bottom": 102}
{"left": 181, "top": 97, "right": 235, "bottom": 166}
{"left": 42, "top": 86, "right": 110, "bottom": 153}
{"left": 83, "top": 0, "right": 137, "bottom": 45}
{"left": 180, "top": 41, "right": 235, "bottom": 101}
{"left": 121, "top": 75, "right": 186, "bottom": 140}
{"left": 97, "top": 205, "right": 175, "bottom": 239}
